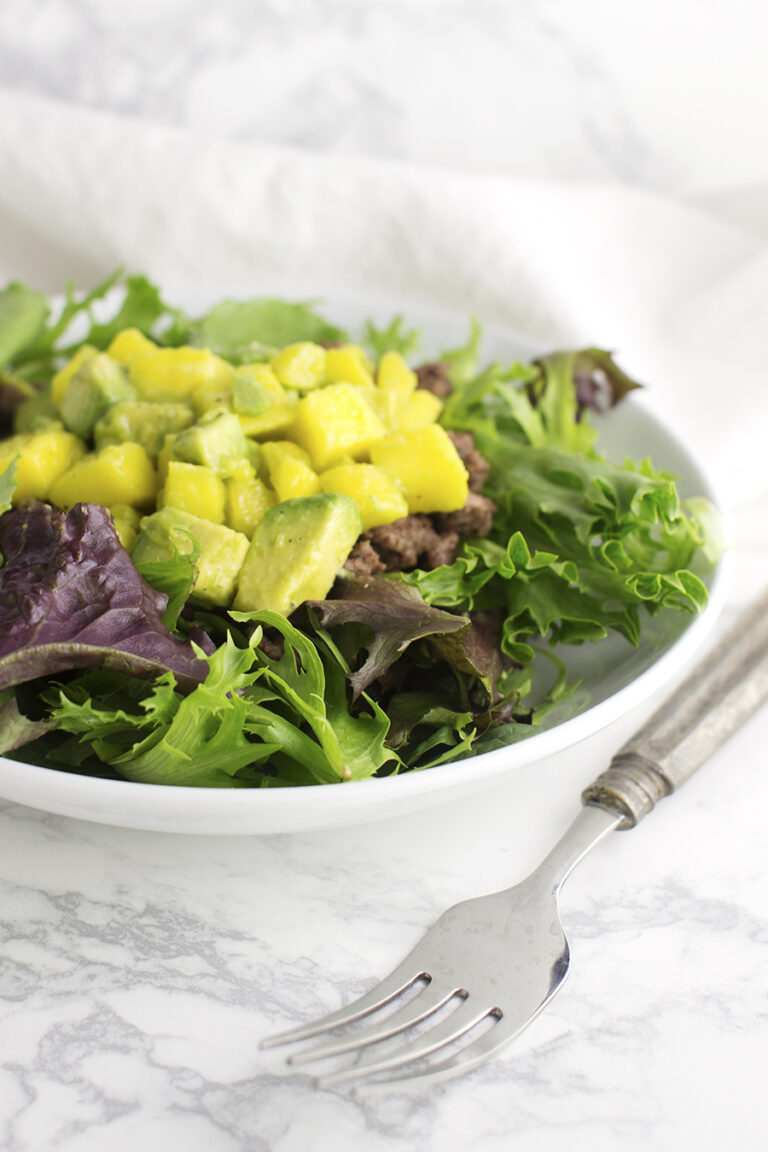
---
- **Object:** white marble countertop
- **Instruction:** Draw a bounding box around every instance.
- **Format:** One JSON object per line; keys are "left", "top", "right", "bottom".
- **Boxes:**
{"left": 1, "top": 617, "right": 766, "bottom": 1152}
{"left": 1, "top": 3, "right": 767, "bottom": 1150}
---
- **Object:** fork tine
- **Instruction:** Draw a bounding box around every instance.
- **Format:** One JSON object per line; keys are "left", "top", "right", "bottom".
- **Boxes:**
{"left": 287, "top": 978, "right": 455, "bottom": 1066}
{"left": 316, "top": 997, "right": 492, "bottom": 1088}
{"left": 260, "top": 957, "right": 428, "bottom": 1050}
{"left": 355, "top": 999, "right": 552, "bottom": 1093}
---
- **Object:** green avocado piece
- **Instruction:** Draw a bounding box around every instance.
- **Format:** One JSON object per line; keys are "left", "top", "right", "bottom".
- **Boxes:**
{"left": 94, "top": 400, "right": 195, "bottom": 459}
{"left": 231, "top": 370, "right": 271, "bottom": 417}
{"left": 132, "top": 506, "right": 249, "bottom": 607}
{"left": 59, "top": 353, "right": 136, "bottom": 439}
{"left": 13, "top": 390, "right": 63, "bottom": 433}
{"left": 171, "top": 410, "right": 249, "bottom": 476}
{"left": 234, "top": 493, "right": 362, "bottom": 616}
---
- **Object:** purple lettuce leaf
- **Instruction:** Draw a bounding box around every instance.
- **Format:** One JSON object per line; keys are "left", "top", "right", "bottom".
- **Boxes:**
{"left": 307, "top": 574, "right": 471, "bottom": 698}
{"left": 0, "top": 502, "right": 211, "bottom": 694}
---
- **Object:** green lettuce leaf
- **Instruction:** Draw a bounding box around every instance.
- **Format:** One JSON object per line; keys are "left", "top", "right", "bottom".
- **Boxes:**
{"left": 189, "top": 299, "right": 346, "bottom": 362}
{"left": 364, "top": 315, "right": 421, "bottom": 361}
{"left": 0, "top": 283, "right": 49, "bottom": 368}
{"left": 4, "top": 270, "right": 187, "bottom": 381}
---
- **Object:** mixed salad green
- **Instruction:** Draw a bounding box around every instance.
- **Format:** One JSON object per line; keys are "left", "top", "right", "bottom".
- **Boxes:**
{"left": 0, "top": 272, "right": 720, "bottom": 787}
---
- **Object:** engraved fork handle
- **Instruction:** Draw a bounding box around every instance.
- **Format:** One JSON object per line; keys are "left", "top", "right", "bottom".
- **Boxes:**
{"left": 582, "top": 586, "right": 768, "bottom": 827}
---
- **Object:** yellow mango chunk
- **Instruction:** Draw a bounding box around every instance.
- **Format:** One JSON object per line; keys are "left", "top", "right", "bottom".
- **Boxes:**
{"left": 107, "top": 328, "right": 157, "bottom": 366}
{"left": 291, "top": 383, "right": 386, "bottom": 471}
{"left": 320, "top": 463, "right": 408, "bottom": 531}
{"left": 0, "top": 429, "right": 86, "bottom": 504}
{"left": 129, "top": 346, "right": 234, "bottom": 402}
{"left": 270, "top": 342, "right": 327, "bottom": 391}
{"left": 370, "top": 426, "right": 468, "bottom": 513}
{"left": 397, "top": 389, "right": 443, "bottom": 432}
{"left": 160, "top": 461, "right": 226, "bottom": 524}
{"left": 261, "top": 440, "right": 312, "bottom": 474}
{"left": 325, "top": 347, "right": 375, "bottom": 389}
{"left": 270, "top": 456, "right": 321, "bottom": 503}
{"left": 240, "top": 363, "right": 284, "bottom": 397}
{"left": 377, "top": 351, "right": 418, "bottom": 398}
{"left": 49, "top": 442, "right": 157, "bottom": 510}
{"left": 51, "top": 345, "right": 97, "bottom": 408}
{"left": 225, "top": 475, "right": 276, "bottom": 537}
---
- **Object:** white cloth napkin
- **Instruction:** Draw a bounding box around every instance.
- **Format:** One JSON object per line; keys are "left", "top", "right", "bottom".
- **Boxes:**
{"left": 0, "top": 88, "right": 765, "bottom": 535}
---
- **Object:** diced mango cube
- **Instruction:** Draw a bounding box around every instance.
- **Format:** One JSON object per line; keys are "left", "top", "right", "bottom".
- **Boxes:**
{"left": 51, "top": 345, "right": 98, "bottom": 407}
{"left": 370, "top": 426, "right": 468, "bottom": 513}
{"left": 325, "top": 347, "right": 375, "bottom": 389}
{"left": 319, "top": 463, "right": 408, "bottom": 530}
{"left": 270, "top": 343, "right": 327, "bottom": 391}
{"left": 0, "top": 429, "right": 86, "bottom": 504}
{"left": 129, "top": 346, "right": 234, "bottom": 401}
{"left": 160, "top": 461, "right": 227, "bottom": 524}
{"left": 49, "top": 442, "right": 157, "bottom": 510}
{"left": 397, "top": 389, "right": 443, "bottom": 432}
{"left": 225, "top": 475, "right": 276, "bottom": 537}
{"left": 269, "top": 456, "right": 321, "bottom": 503}
{"left": 377, "top": 351, "right": 418, "bottom": 398}
{"left": 291, "top": 383, "right": 386, "bottom": 471}
{"left": 107, "top": 328, "right": 157, "bottom": 366}
{"left": 261, "top": 440, "right": 312, "bottom": 475}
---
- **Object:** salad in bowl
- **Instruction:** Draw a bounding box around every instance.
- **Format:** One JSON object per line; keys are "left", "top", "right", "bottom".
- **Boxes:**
{"left": 0, "top": 272, "right": 722, "bottom": 798}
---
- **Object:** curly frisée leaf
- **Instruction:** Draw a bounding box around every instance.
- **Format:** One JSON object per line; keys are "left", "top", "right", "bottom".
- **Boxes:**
{"left": 50, "top": 638, "right": 273, "bottom": 787}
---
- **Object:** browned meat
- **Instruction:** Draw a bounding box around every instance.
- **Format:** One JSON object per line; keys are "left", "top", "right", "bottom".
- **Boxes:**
{"left": 445, "top": 430, "right": 491, "bottom": 493}
{"left": 415, "top": 361, "right": 453, "bottom": 399}
{"left": 434, "top": 491, "right": 497, "bottom": 539}
{"left": 364, "top": 515, "right": 460, "bottom": 571}
{"left": 344, "top": 538, "right": 387, "bottom": 576}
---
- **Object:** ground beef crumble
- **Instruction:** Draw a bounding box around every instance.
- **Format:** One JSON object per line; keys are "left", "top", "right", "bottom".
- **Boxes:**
{"left": 415, "top": 361, "right": 453, "bottom": 400}
{"left": 445, "top": 430, "right": 491, "bottom": 494}
{"left": 433, "top": 491, "right": 497, "bottom": 539}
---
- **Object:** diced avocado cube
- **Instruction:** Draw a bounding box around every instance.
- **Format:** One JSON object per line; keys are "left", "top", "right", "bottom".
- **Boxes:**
{"left": 59, "top": 353, "right": 136, "bottom": 440}
{"left": 231, "top": 369, "right": 272, "bottom": 417}
{"left": 94, "top": 400, "right": 195, "bottom": 459}
{"left": 172, "top": 410, "right": 249, "bottom": 475}
{"left": 111, "top": 504, "right": 141, "bottom": 552}
{"left": 51, "top": 344, "right": 97, "bottom": 407}
{"left": 234, "top": 493, "right": 362, "bottom": 616}
{"left": 132, "top": 507, "right": 249, "bottom": 607}
{"left": 13, "top": 391, "right": 63, "bottom": 434}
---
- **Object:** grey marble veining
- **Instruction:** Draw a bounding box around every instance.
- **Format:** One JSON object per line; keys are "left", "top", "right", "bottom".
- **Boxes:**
{"left": 0, "top": 694, "right": 766, "bottom": 1150}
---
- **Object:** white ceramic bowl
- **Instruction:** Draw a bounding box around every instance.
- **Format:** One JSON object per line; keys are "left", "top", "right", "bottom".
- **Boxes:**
{"left": 0, "top": 302, "right": 730, "bottom": 833}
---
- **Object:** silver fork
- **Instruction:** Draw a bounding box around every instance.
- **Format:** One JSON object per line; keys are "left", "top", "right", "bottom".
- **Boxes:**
{"left": 263, "top": 586, "right": 768, "bottom": 1090}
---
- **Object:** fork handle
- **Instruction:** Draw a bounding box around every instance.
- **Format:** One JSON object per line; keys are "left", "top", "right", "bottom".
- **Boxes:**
{"left": 582, "top": 585, "right": 768, "bottom": 828}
